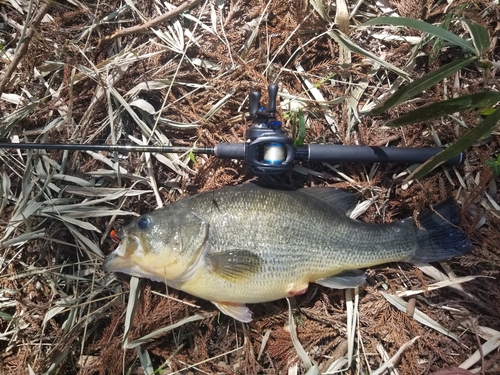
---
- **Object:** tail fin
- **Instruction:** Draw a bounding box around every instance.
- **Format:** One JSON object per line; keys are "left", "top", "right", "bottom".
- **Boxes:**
{"left": 410, "top": 200, "right": 472, "bottom": 263}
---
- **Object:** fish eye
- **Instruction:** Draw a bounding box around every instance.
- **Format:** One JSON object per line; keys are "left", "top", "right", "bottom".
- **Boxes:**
{"left": 137, "top": 216, "right": 152, "bottom": 230}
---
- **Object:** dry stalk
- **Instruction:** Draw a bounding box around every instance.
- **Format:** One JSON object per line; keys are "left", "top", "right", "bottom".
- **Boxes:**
{"left": 100, "top": 0, "right": 204, "bottom": 45}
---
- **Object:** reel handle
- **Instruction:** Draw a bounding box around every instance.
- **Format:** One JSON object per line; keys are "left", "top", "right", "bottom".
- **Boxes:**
{"left": 267, "top": 83, "right": 278, "bottom": 118}
{"left": 249, "top": 90, "right": 261, "bottom": 117}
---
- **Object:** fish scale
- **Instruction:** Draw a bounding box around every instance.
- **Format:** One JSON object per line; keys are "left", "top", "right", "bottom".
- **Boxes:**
{"left": 103, "top": 184, "right": 471, "bottom": 322}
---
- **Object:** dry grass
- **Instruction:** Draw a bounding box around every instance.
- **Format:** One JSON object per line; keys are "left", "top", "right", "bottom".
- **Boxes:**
{"left": 1, "top": 0, "right": 500, "bottom": 373}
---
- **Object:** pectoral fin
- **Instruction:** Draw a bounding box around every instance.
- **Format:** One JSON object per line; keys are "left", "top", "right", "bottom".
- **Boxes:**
{"left": 207, "top": 250, "right": 263, "bottom": 282}
{"left": 315, "top": 270, "right": 366, "bottom": 289}
{"left": 213, "top": 301, "right": 253, "bottom": 322}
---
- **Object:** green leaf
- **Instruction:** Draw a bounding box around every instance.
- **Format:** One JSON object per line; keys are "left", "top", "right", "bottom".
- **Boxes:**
{"left": 189, "top": 150, "right": 196, "bottom": 163}
{"left": 405, "top": 108, "right": 500, "bottom": 182}
{"left": 385, "top": 91, "right": 500, "bottom": 127}
{"left": 293, "top": 109, "right": 307, "bottom": 147}
{"left": 463, "top": 20, "right": 490, "bottom": 56}
{"left": 480, "top": 108, "right": 497, "bottom": 116}
{"left": 371, "top": 56, "right": 477, "bottom": 115}
{"left": 427, "top": 6, "right": 461, "bottom": 63}
{"left": 359, "top": 17, "right": 476, "bottom": 55}
{"left": 0, "top": 311, "right": 13, "bottom": 321}
{"left": 486, "top": 158, "right": 500, "bottom": 177}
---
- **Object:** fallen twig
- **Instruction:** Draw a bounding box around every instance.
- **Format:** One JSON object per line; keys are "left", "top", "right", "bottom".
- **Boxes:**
{"left": 0, "top": 2, "right": 52, "bottom": 94}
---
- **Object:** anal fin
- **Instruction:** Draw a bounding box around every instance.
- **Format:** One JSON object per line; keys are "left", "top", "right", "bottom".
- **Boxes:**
{"left": 213, "top": 301, "right": 253, "bottom": 323}
{"left": 315, "top": 270, "right": 366, "bottom": 289}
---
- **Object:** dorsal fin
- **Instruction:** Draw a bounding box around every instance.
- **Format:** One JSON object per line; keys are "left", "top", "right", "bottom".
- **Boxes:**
{"left": 298, "top": 187, "right": 358, "bottom": 215}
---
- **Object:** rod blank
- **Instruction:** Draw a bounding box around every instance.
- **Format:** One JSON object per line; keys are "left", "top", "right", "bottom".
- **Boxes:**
{"left": 0, "top": 143, "right": 215, "bottom": 155}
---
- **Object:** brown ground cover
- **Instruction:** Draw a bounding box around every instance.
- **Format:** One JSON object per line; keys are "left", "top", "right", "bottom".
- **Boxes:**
{"left": 0, "top": 0, "right": 499, "bottom": 373}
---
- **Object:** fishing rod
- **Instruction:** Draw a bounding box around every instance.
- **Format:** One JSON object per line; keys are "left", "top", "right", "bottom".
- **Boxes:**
{"left": 0, "top": 84, "right": 465, "bottom": 174}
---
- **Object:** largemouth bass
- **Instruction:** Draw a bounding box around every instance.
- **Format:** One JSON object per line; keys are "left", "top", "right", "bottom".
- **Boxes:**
{"left": 103, "top": 184, "right": 471, "bottom": 322}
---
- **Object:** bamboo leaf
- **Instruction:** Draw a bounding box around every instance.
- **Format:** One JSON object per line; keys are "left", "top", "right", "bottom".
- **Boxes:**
{"left": 381, "top": 292, "right": 458, "bottom": 340}
{"left": 459, "top": 332, "right": 500, "bottom": 370}
{"left": 64, "top": 222, "right": 103, "bottom": 257}
{"left": 463, "top": 19, "right": 490, "bottom": 56}
{"left": 47, "top": 215, "right": 101, "bottom": 232}
{"left": 406, "top": 108, "right": 500, "bottom": 182}
{"left": 43, "top": 306, "right": 67, "bottom": 327}
{"left": 372, "top": 337, "right": 419, "bottom": 375}
{"left": 0, "top": 102, "right": 39, "bottom": 139}
{"left": 123, "top": 276, "right": 140, "bottom": 348}
{"left": 125, "top": 314, "right": 203, "bottom": 349}
{"left": 359, "top": 17, "right": 476, "bottom": 55}
{"left": 385, "top": 91, "right": 500, "bottom": 127}
{"left": 328, "top": 30, "right": 410, "bottom": 81}
{"left": 286, "top": 298, "right": 317, "bottom": 372}
{"left": 371, "top": 56, "right": 477, "bottom": 115}
{"left": 129, "top": 98, "right": 156, "bottom": 115}
{"left": 345, "top": 288, "right": 359, "bottom": 367}
{"left": 136, "top": 347, "right": 154, "bottom": 375}
{"left": 0, "top": 168, "right": 11, "bottom": 216}
{"left": 0, "top": 229, "right": 45, "bottom": 248}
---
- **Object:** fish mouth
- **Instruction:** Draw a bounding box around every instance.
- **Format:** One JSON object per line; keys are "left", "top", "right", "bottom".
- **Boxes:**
{"left": 103, "top": 249, "right": 161, "bottom": 280}
{"left": 103, "top": 236, "right": 169, "bottom": 282}
{"left": 103, "top": 236, "right": 147, "bottom": 275}
{"left": 102, "top": 250, "right": 129, "bottom": 273}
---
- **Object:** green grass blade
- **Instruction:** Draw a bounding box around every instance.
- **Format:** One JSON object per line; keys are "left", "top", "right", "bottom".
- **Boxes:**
{"left": 359, "top": 17, "right": 476, "bottom": 55}
{"left": 371, "top": 56, "right": 477, "bottom": 115}
{"left": 385, "top": 91, "right": 500, "bottom": 127}
{"left": 406, "top": 108, "right": 500, "bottom": 182}
{"left": 463, "top": 20, "right": 490, "bottom": 56}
